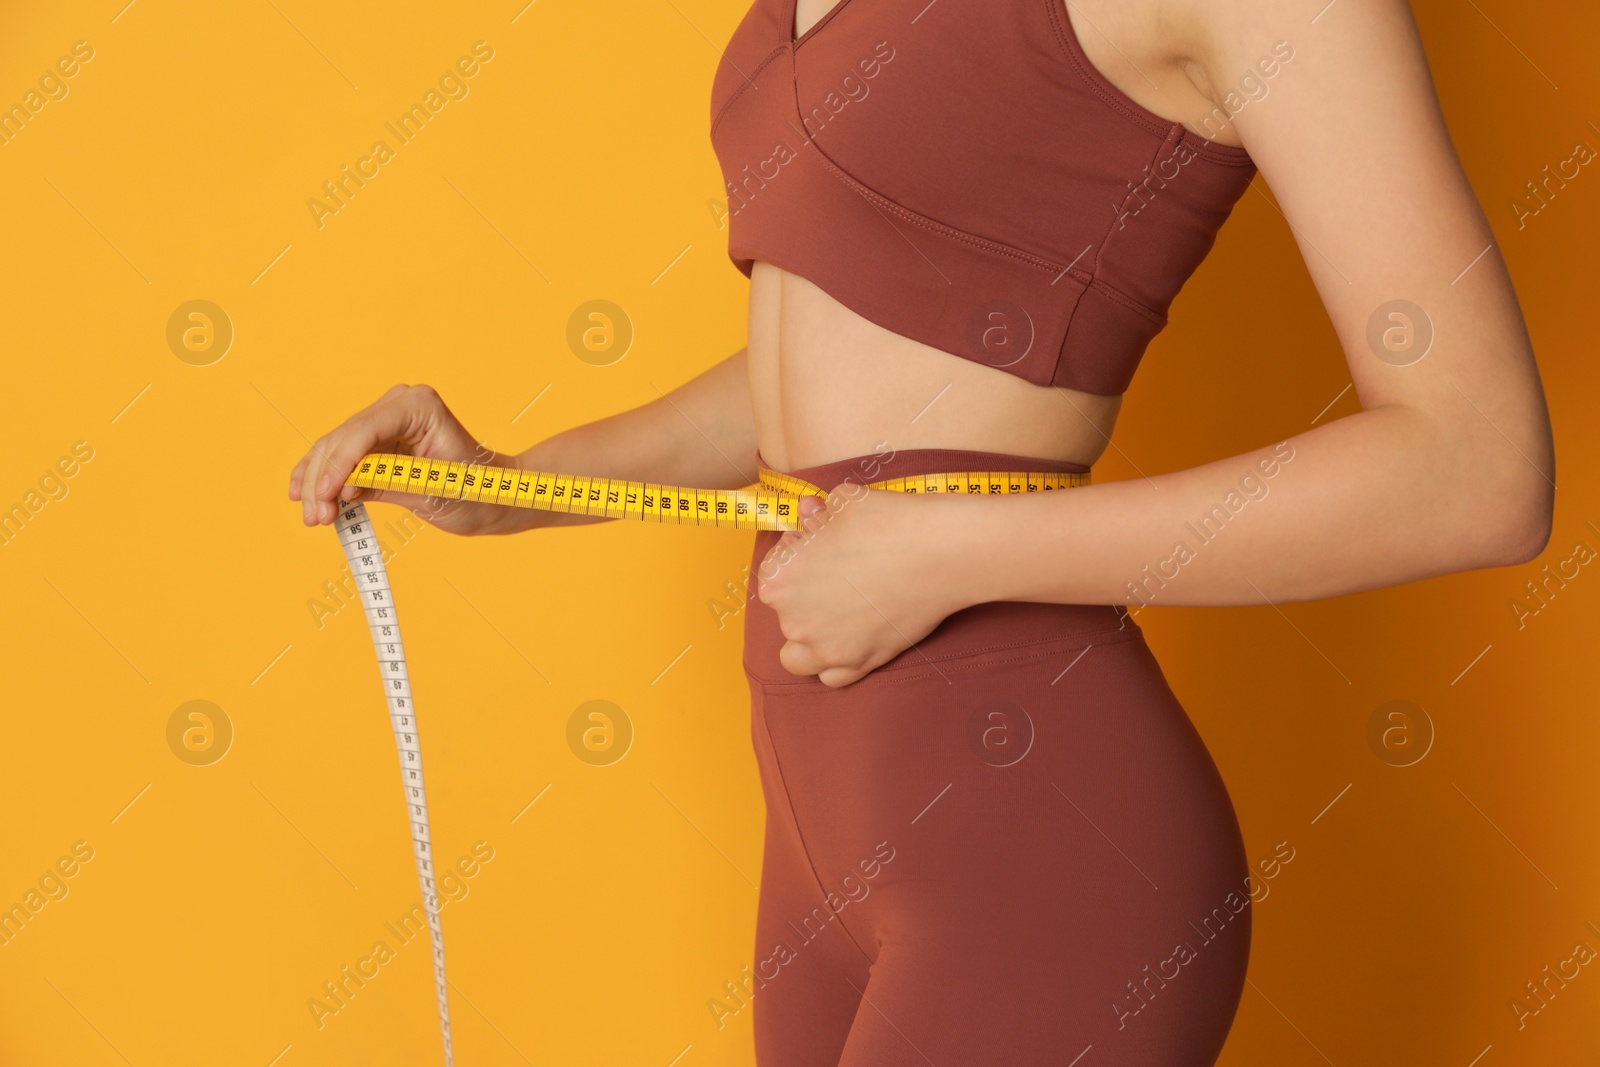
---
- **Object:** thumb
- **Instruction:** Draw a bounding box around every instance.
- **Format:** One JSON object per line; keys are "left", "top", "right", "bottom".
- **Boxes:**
{"left": 780, "top": 493, "right": 828, "bottom": 542}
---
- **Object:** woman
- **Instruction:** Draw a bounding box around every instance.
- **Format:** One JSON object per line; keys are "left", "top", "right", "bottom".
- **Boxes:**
{"left": 289, "top": 0, "right": 1554, "bottom": 1062}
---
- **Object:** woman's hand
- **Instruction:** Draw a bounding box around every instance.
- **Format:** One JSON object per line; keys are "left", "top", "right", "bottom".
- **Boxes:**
{"left": 287, "top": 383, "right": 510, "bottom": 537}
{"left": 756, "top": 486, "right": 969, "bottom": 688}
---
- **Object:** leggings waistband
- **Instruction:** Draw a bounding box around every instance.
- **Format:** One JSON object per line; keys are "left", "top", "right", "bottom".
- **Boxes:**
{"left": 744, "top": 446, "right": 1132, "bottom": 690}
{"left": 756, "top": 446, "right": 1092, "bottom": 491}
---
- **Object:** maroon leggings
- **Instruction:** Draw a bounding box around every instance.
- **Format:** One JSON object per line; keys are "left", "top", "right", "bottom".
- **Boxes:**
{"left": 740, "top": 447, "right": 1250, "bottom": 1066}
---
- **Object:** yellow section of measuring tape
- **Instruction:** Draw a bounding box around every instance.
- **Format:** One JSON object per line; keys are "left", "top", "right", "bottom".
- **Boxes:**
{"left": 344, "top": 452, "right": 1091, "bottom": 533}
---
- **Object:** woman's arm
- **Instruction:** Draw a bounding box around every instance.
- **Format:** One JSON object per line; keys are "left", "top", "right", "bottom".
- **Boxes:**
{"left": 495, "top": 346, "right": 760, "bottom": 533}
{"left": 290, "top": 348, "right": 758, "bottom": 536}
{"left": 933, "top": 0, "right": 1554, "bottom": 610}
{"left": 758, "top": 0, "right": 1556, "bottom": 686}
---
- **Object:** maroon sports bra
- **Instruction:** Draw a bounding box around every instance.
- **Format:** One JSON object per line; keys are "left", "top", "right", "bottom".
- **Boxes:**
{"left": 709, "top": 0, "right": 1257, "bottom": 396}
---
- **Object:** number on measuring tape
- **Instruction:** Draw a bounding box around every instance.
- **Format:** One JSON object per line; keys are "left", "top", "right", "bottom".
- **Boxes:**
{"left": 341, "top": 452, "right": 1090, "bottom": 533}
{"left": 336, "top": 501, "right": 454, "bottom": 1066}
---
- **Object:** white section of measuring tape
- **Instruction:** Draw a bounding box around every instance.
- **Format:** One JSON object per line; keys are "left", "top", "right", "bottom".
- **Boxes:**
{"left": 336, "top": 500, "right": 453, "bottom": 1066}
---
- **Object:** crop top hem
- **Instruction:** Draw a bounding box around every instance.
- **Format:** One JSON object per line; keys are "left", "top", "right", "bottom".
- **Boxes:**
{"left": 732, "top": 239, "right": 1163, "bottom": 397}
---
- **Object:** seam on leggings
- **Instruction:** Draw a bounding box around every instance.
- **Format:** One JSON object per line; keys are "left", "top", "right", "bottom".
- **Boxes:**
{"left": 868, "top": 636, "right": 1136, "bottom": 686}
{"left": 748, "top": 623, "right": 1144, "bottom": 689}
{"left": 753, "top": 709, "right": 881, "bottom": 968}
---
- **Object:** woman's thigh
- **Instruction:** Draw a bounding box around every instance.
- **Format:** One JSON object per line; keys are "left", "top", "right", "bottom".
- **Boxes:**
{"left": 746, "top": 616, "right": 1251, "bottom": 1067}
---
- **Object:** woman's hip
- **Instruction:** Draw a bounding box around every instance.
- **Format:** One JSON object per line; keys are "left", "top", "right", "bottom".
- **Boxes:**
{"left": 742, "top": 599, "right": 1252, "bottom": 1052}
{"left": 738, "top": 443, "right": 1248, "bottom": 893}
{"left": 743, "top": 601, "right": 1245, "bottom": 885}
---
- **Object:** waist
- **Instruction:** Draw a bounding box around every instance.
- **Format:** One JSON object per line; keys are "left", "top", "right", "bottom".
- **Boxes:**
{"left": 742, "top": 445, "right": 1139, "bottom": 689}
{"left": 756, "top": 443, "right": 1091, "bottom": 492}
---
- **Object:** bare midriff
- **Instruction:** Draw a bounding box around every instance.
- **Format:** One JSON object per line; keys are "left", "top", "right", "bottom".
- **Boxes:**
{"left": 746, "top": 260, "right": 1124, "bottom": 471}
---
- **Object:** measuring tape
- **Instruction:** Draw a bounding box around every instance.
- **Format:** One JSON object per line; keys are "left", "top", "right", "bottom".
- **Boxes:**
{"left": 342, "top": 451, "right": 1090, "bottom": 532}
{"left": 332, "top": 450, "right": 1090, "bottom": 1063}
{"left": 335, "top": 501, "right": 456, "bottom": 1063}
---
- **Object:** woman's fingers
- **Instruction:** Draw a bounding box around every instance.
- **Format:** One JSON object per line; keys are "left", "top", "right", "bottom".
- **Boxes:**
{"left": 290, "top": 386, "right": 404, "bottom": 505}
{"left": 327, "top": 384, "right": 412, "bottom": 508}
{"left": 318, "top": 395, "right": 430, "bottom": 508}
{"left": 301, "top": 435, "right": 335, "bottom": 525}
{"left": 333, "top": 485, "right": 395, "bottom": 515}
{"left": 308, "top": 386, "right": 435, "bottom": 525}
{"left": 288, "top": 452, "right": 311, "bottom": 501}
{"left": 289, "top": 384, "right": 479, "bottom": 529}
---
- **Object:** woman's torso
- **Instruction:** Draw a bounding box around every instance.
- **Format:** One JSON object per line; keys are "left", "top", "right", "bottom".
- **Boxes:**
{"left": 745, "top": 0, "right": 1246, "bottom": 472}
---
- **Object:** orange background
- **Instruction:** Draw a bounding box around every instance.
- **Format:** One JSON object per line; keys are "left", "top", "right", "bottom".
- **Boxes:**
{"left": 0, "top": 1, "right": 1594, "bottom": 1064}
